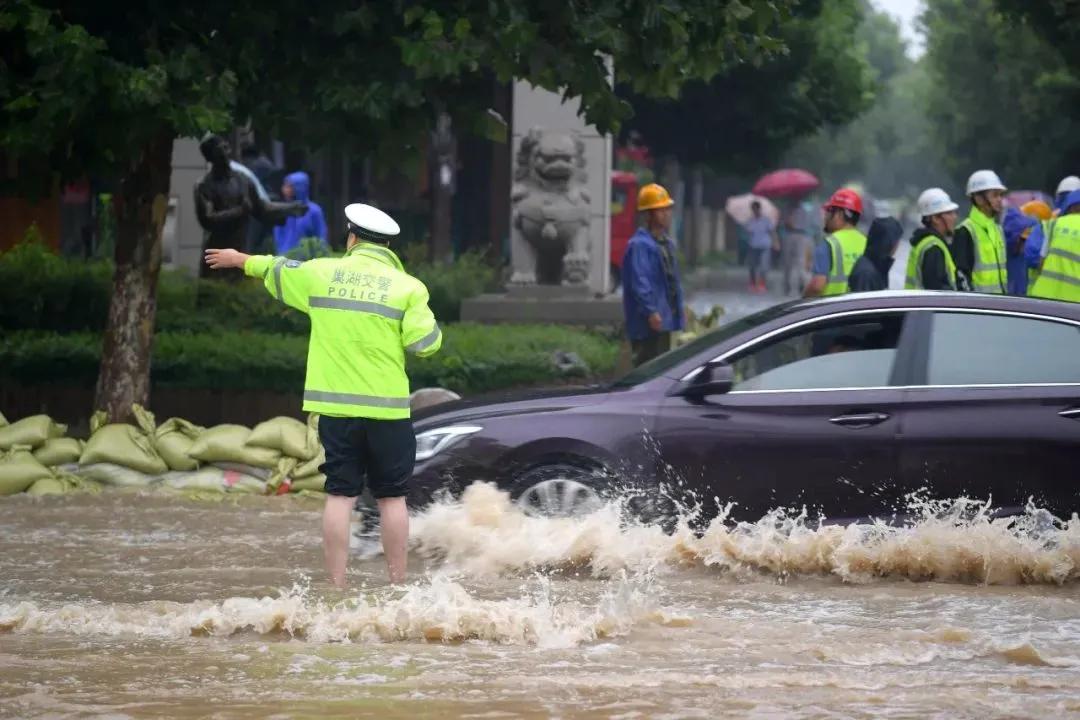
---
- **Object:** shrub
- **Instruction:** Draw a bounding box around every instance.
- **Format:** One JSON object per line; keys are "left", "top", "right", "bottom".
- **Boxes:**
{"left": 0, "top": 325, "right": 620, "bottom": 396}
{"left": 0, "top": 240, "right": 497, "bottom": 332}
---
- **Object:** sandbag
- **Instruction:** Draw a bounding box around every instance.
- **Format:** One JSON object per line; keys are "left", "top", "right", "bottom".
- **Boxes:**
{"left": 26, "top": 476, "right": 74, "bottom": 496}
{"left": 0, "top": 448, "right": 54, "bottom": 495}
{"left": 0, "top": 415, "right": 67, "bottom": 451}
{"left": 188, "top": 424, "right": 281, "bottom": 469}
{"left": 0, "top": 410, "right": 7, "bottom": 426}
{"left": 293, "top": 447, "right": 325, "bottom": 479}
{"left": 161, "top": 467, "right": 266, "bottom": 494}
{"left": 247, "top": 416, "right": 318, "bottom": 460}
{"left": 211, "top": 462, "right": 271, "bottom": 481}
{"left": 154, "top": 418, "right": 204, "bottom": 471}
{"left": 267, "top": 457, "right": 298, "bottom": 494}
{"left": 76, "top": 463, "right": 159, "bottom": 487}
{"left": 290, "top": 474, "right": 326, "bottom": 493}
{"left": 33, "top": 438, "right": 85, "bottom": 467}
{"left": 80, "top": 423, "right": 168, "bottom": 476}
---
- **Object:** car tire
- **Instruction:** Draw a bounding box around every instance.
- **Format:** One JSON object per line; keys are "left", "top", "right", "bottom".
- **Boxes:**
{"left": 512, "top": 461, "right": 608, "bottom": 518}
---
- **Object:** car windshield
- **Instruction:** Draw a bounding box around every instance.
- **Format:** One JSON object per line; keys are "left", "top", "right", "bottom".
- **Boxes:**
{"left": 611, "top": 303, "right": 794, "bottom": 387}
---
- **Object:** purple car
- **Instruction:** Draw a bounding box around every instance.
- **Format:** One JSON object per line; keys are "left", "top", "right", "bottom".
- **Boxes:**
{"left": 406, "top": 291, "right": 1080, "bottom": 525}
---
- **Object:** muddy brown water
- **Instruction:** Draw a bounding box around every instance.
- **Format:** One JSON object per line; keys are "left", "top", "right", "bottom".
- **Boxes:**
{"left": 2, "top": 482, "right": 1079, "bottom": 719}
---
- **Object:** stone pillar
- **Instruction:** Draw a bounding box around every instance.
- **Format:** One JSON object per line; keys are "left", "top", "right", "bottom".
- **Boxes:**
{"left": 511, "top": 81, "right": 612, "bottom": 296}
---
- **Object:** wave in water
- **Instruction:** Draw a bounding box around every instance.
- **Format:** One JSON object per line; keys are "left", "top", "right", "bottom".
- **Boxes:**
{"left": 411, "top": 482, "right": 1080, "bottom": 585}
{"left": 0, "top": 574, "right": 687, "bottom": 648}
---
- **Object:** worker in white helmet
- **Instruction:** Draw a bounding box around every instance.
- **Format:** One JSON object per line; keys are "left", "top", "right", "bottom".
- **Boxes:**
{"left": 1024, "top": 175, "right": 1079, "bottom": 273}
{"left": 905, "top": 188, "right": 961, "bottom": 290}
{"left": 953, "top": 170, "right": 1008, "bottom": 293}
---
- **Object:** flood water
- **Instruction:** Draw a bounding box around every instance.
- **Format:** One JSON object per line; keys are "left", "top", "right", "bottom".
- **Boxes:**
{"left": 2, "top": 482, "right": 1079, "bottom": 719}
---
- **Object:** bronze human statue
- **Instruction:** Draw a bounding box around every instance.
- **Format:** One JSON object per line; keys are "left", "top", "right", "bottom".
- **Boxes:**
{"left": 194, "top": 134, "right": 306, "bottom": 279}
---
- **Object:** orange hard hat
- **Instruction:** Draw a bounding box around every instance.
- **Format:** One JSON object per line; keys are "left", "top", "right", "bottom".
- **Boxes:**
{"left": 637, "top": 183, "right": 674, "bottom": 211}
{"left": 822, "top": 188, "right": 863, "bottom": 215}
{"left": 1020, "top": 200, "right": 1052, "bottom": 221}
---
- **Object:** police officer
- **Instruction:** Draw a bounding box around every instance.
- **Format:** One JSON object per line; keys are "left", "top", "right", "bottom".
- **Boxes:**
{"left": 1029, "top": 189, "right": 1080, "bottom": 302}
{"left": 905, "top": 188, "right": 960, "bottom": 290}
{"left": 953, "top": 170, "right": 1008, "bottom": 294}
{"left": 804, "top": 188, "right": 866, "bottom": 297}
{"left": 205, "top": 203, "right": 442, "bottom": 587}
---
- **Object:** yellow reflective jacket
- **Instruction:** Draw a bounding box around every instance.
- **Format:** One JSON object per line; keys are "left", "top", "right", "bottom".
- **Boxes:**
{"left": 244, "top": 242, "right": 442, "bottom": 420}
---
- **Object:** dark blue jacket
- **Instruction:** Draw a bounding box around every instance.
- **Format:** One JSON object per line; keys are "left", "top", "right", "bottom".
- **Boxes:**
{"left": 273, "top": 172, "right": 328, "bottom": 254}
{"left": 622, "top": 227, "right": 685, "bottom": 341}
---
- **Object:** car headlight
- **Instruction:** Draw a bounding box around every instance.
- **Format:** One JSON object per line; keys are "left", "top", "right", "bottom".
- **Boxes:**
{"left": 415, "top": 425, "right": 483, "bottom": 462}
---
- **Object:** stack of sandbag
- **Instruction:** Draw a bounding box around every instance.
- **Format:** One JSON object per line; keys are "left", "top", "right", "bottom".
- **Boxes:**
{"left": 154, "top": 418, "right": 204, "bottom": 471}
{"left": 0, "top": 414, "right": 73, "bottom": 496}
{"left": 243, "top": 415, "right": 325, "bottom": 494}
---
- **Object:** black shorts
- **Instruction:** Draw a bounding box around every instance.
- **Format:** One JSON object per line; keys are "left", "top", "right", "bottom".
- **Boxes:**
{"left": 317, "top": 416, "right": 416, "bottom": 499}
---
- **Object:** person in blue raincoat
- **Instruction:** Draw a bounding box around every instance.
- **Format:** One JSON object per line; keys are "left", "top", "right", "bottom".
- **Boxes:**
{"left": 273, "top": 171, "right": 328, "bottom": 255}
{"left": 622, "top": 183, "right": 686, "bottom": 367}
{"left": 1002, "top": 207, "right": 1038, "bottom": 295}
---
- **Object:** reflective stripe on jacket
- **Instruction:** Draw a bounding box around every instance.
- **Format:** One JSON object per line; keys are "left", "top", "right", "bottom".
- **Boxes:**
{"left": 822, "top": 227, "right": 867, "bottom": 296}
{"left": 960, "top": 210, "right": 1006, "bottom": 294}
{"left": 244, "top": 242, "right": 442, "bottom": 419}
{"left": 905, "top": 234, "right": 957, "bottom": 290}
{"left": 1029, "top": 215, "right": 1080, "bottom": 302}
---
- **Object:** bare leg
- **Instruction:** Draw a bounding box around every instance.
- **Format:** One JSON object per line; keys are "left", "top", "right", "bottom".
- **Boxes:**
{"left": 377, "top": 496, "right": 409, "bottom": 584}
{"left": 323, "top": 495, "right": 354, "bottom": 589}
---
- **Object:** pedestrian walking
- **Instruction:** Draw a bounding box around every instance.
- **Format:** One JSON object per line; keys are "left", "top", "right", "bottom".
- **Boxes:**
{"left": 622, "top": 183, "right": 686, "bottom": 366}
{"left": 743, "top": 200, "right": 778, "bottom": 293}
{"left": 204, "top": 203, "right": 442, "bottom": 587}
{"left": 905, "top": 188, "right": 960, "bottom": 291}
{"left": 849, "top": 217, "right": 902, "bottom": 292}
{"left": 780, "top": 198, "right": 813, "bottom": 295}
{"left": 804, "top": 188, "right": 866, "bottom": 297}
{"left": 953, "top": 170, "right": 1008, "bottom": 294}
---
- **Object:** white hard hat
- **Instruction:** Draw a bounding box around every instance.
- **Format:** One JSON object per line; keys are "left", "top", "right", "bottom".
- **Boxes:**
{"left": 966, "top": 170, "right": 1007, "bottom": 195}
{"left": 917, "top": 188, "right": 959, "bottom": 217}
{"left": 344, "top": 203, "right": 400, "bottom": 241}
{"left": 1057, "top": 175, "right": 1080, "bottom": 196}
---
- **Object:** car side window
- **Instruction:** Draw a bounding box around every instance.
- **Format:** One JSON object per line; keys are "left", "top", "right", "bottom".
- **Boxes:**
{"left": 928, "top": 312, "right": 1080, "bottom": 386}
{"left": 730, "top": 313, "right": 906, "bottom": 392}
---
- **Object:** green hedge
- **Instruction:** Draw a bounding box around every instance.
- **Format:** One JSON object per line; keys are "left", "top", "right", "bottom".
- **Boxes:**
{"left": 0, "top": 324, "right": 619, "bottom": 395}
{"left": 0, "top": 240, "right": 498, "bottom": 333}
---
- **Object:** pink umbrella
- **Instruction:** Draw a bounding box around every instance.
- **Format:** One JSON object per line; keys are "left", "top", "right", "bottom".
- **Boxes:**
{"left": 752, "top": 169, "right": 820, "bottom": 198}
{"left": 725, "top": 194, "right": 779, "bottom": 225}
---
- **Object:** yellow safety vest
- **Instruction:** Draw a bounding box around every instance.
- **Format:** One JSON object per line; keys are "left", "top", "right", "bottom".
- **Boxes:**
{"left": 959, "top": 209, "right": 1006, "bottom": 294}
{"left": 821, "top": 227, "right": 867, "bottom": 296}
{"left": 1029, "top": 215, "right": 1080, "bottom": 302}
{"left": 244, "top": 242, "right": 442, "bottom": 419}
{"left": 904, "top": 234, "right": 957, "bottom": 290}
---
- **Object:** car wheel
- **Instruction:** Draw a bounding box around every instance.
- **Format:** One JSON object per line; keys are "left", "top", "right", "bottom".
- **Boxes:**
{"left": 513, "top": 462, "right": 606, "bottom": 518}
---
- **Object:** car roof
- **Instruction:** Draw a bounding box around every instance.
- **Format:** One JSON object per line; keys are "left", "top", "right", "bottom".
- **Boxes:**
{"left": 785, "top": 291, "right": 1080, "bottom": 321}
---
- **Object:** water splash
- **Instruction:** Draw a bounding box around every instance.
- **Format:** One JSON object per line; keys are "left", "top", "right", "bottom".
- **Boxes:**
{"left": 411, "top": 483, "right": 1080, "bottom": 585}
{"left": 0, "top": 573, "right": 684, "bottom": 648}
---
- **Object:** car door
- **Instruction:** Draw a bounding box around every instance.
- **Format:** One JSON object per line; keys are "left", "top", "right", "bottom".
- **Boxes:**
{"left": 898, "top": 309, "right": 1080, "bottom": 517}
{"left": 652, "top": 310, "right": 915, "bottom": 524}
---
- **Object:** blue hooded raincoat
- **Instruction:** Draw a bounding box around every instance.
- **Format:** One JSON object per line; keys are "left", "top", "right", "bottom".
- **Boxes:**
{"left": 273, "top": 171, "right": 328, "bottom": 254}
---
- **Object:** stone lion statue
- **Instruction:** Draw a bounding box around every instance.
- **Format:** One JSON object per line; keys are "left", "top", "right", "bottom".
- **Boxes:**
{"left": 509, "top": 128, "right": 591, "bottom": 286}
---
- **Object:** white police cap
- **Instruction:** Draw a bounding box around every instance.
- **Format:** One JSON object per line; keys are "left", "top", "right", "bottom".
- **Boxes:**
{"left": 344, "top": 203, "right": 400, "bottom": 243}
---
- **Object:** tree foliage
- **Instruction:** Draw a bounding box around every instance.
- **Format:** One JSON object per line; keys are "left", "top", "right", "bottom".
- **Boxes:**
{"left": 617, "top": 0, "right": 874, "bottom": 175}
{"left": 784, "top": 3, "right": 938, "bottom": 198}
{"left": 921, "top": 0, "right": 1080, "bottom": 191}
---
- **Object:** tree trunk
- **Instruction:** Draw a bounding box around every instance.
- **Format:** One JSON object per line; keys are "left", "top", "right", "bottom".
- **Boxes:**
{"left": 93, "top": 132, "right": 174, "bottom": 423}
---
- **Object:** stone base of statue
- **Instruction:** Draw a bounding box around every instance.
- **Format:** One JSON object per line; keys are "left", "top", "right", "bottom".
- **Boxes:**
{"left": 461, "top": 287, "right": 623, "bottom": 326}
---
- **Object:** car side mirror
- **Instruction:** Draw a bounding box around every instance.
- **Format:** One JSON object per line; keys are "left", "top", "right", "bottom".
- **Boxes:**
{"left": 679, "top": 360, "right": 734, "bottom": 397}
